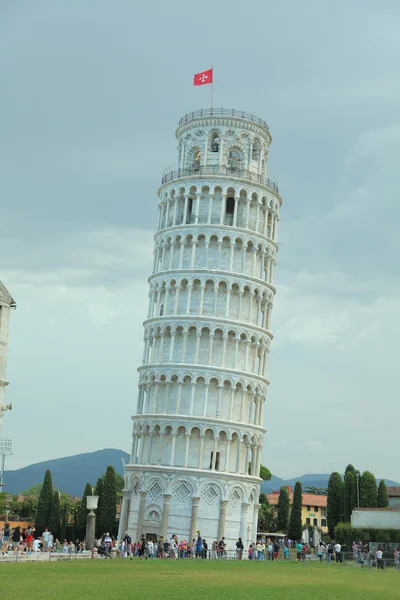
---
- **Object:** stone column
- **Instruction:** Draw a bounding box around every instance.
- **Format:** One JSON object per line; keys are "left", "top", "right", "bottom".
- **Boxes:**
{"left": 169, "top": 433, "right": 177, "bottom": 466}
{"left": 85, "top": 510, "right": 96, "bottom": 550}
{"left": 224, "top": 439, "right": 231, "bottom": 471}
{"left": 184, "top": 433, "right": 190, "bottom": 467}
{"left": 136, "top": 490, "right": 147, "bottom": 541}
{"left": 240, "top": 502, "right": 250, "bottom": 543}
{"left": 189, "top": 496, "right": 201, "bottom": 542}
{"left": 160, "top": 494, "right": 172, "bottom": 540}
{"left": 216, "top": 385, "right": 223, "bottom": 417}
{"left": 217, "top": 500, "right": 229, "bottom": 540}
{"left": 198, "top": 435, "right": 205, "bottom": 469}
{"left": 118, "top": 490, "right": 131, "bottom": 541}
{"left": 252, "top": 503, "right": 261, "bottom": 541}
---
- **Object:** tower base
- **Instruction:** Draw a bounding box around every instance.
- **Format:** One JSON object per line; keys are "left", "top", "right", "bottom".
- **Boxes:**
{"left": 119, "top": 465, "right": 260, "bottom": 550}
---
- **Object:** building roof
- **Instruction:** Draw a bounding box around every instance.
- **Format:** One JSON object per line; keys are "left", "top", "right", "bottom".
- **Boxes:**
{"left": 387, "top": 486, "right": 400, "bottom": 497}
{"left": 0, "top": 281, "right": 16, "bottom": 307}
{"left": 267, "top": 493, "right": 327, "bottom": 507}
{"left": 354, "top": 508, "right": 400, "bottom": 512}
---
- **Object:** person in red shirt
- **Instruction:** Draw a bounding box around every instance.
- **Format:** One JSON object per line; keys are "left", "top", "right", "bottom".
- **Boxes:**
{"left": 25, "top": 527, "right": 34, "bottom": 554}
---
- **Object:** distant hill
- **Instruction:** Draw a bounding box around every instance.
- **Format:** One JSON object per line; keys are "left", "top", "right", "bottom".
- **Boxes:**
{"left": 3, "top": 448, "right": 130, "bottom": 496}
{"left": 3, "top": 450, "right": 399, "bottom": 497}
{"left": 260, "top": 473, "right": 400, "bottom": 494}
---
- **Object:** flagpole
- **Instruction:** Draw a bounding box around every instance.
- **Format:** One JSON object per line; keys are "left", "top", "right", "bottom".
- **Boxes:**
{"left": 211, "top": 65, "right": 214, "bottom": 110}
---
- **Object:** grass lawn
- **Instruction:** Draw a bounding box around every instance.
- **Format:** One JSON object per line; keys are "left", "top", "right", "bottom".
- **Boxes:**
{"left": 1, "top": 559, "right": 399, "bottom": 599}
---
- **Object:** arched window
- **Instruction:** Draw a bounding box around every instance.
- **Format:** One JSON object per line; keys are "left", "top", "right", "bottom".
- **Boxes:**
{"left": 228, "top": 151, "right": 241, "bottom": 171}
{"left": 193, "top": 151, "right": 201, "bottom": 171}
{"left": 252, "top": 140, "right": 260, "bottom": 161}
{"left": 210, "top": 131, "right": 220, "bottom": 152}
{"left": 225, "top": 197, "right": 235, "bottom": 225}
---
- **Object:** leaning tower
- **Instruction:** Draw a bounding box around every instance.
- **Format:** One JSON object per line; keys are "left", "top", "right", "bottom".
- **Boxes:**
{"left": 119, "top": 108, "right": 282, "bottom": 548}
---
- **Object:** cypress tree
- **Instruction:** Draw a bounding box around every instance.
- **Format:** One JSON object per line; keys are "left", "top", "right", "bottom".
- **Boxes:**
{"left": 288, "top": 481, "right": 303, "bottom": 541}
{"left": 102, "top": 465, "right": 117, "bottom": 534}
{"left": 94, "top": 477, "right": 105, "bottom": 536}
{"left": 35, "top": 470, "right": 53, "bottom": 533}
{"left": 76, "top": 483, "right": 93, "bottom": 539}
{"left": 48, "top": 490, "right": 61, "bottom": 538}
{"left": 377, "top": 480, "right": 389, "bottom": 508}
{"left": 343, "top": 470, "right": 357, "bottom": 522}
{"left": 327, "top": 472, "right": 343, "bottom": 536}
{"left": 276, "top": 487, "right": 290, "bottom": 533}
{"left": 360, "top": 471, "right": 377, "bottom": 508}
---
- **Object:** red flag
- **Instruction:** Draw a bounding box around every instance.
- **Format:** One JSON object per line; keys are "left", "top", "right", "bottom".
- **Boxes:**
{"left": 194, "top": 68, "right": 213, "bottom": 86}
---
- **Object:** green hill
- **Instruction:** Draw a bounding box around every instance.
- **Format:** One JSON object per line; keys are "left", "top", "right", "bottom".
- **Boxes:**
{"left": 3, "top": 448, "right": 130, "bottom": 496}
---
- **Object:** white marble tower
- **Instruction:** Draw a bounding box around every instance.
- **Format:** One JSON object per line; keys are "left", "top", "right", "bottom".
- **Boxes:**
{"left": 119, "top": 109, "right": 283, "bottom": 547}
{"left": 0, "top": 282, "right": 16, "bottom": 434}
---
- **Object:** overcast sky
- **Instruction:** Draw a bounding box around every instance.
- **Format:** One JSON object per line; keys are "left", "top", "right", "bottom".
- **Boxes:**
{"left": 1, "top": 0, "right": 399, "bottom": 482}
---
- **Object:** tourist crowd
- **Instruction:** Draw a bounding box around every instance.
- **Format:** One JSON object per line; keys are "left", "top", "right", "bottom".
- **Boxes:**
{"left": 1, "top": 524, "right": 399, "bottom": 569}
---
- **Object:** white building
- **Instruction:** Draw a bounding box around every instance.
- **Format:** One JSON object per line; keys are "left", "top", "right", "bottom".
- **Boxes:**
{"left": 119, "top": 108, "right": 283, "bottom": 548}
{"left": 0, "top": 282, "right": 16, "bottom": 434}
{"left": 351, "top": 508, "right": 400, "bottom": 529}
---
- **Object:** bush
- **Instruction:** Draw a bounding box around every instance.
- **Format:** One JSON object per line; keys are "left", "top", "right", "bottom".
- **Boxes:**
{"left": 334, "top": 522, "right": 400, "bottom": 547}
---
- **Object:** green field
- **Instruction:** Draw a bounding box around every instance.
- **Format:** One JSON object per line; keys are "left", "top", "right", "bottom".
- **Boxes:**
{"left": 1, "top": 559, "right": 399, "bottom": 599}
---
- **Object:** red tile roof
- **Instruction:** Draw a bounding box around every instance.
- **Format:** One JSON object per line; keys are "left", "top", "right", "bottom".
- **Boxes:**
{"left": 388, "top": 486, "right": 400, "bottom": 497}
{"left": 267, "top": 493, "right": 327, "bottom": 507}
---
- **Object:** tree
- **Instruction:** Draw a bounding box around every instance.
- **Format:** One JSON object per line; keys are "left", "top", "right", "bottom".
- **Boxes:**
{"left": 288, "top": 481, "right": 303, "bottom": 541}
{"left": 259, "top": 465, "right": 272, "bottom": 481}
{"left": 359, "top": 471, "right": 377, "bottom": 508}
{"left": 21, "top": 482, "right": 43, "bottom": 497}
{"left": 377, "top": 480, "right": 389, "bottom": 508}
{"left": 76, "top": 483, "right": 93, "bottom": 539}
{"left": 276, "top": 487, "right": 290, "bottom": 533}
{"left": 343, "top": 470, "right": 357, "bottom": 522}
{"left": 35, "top": 470, "right": 53, "bottom": 533}
{"left": 257, "top": 496, "right": 275, "bottom": 532}
{"left": 94, "top": 477, "right": 105, "bottom": 536}
{"left": 48, "top": 491, "right": 61, "bottom": 538}
{"left": 327, "top": 472, "right": 343, "bottom": 537}
{"left": 102, "top": 465, "right": 118, "bottom": 534}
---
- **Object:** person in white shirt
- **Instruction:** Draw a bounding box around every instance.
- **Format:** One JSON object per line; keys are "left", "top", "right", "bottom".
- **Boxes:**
{"left": 334, "top": 542, "right": 342, "bottom": 563}
{"left": 147, "top": 540, "right": 154, "bottom": 558}
{"left": 376, "top": 547, "right": 384, "bottom": 570}
{"left": 169, "top": 535, "right": 178, "bottom": 560}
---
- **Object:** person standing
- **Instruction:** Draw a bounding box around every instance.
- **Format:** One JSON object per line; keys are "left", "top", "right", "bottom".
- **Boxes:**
{"left": 334, "top": 541, "right": 342, "bottom": 563}
{"left": 295, "top": 541, "right": 303, "bottom": 561}
{"left": 393, "top": 547, "right": 399, "bottom": 568}
{"left": 273, "top": 540, "right": 280, "bottom": 561}
{"left": 2, "top": 523, "right": 10, "bottom": 554}
{"left": 42, "top": 528, "right": 50, "bottom": 552}
{"left": 376, "top": 546, "right": 384, "bottom": 570}
{"left": 195, "top": 535, "right": 203, "bottom": 558}
{"left": 236, "top": 537, "right": 244, "bottom": 560}
{"left": 123, "top": 531, "right": 132, "bottom": 558}
{"left": 48, "top": 531, "right": 54, "bottom": 552}
{"left": 317, "top": 542, "right": 325, "bottom": 562}
{"left": 203, "top": 539, "right": 208, "bottom": 559}
{"left": 25, "top": 526, "right": 34, "bottom": 555}
{"left": 147, "top": 539, "right": 154, "bottom": 559}
{"left": 169, "top": 535, "right": 178, "bottom": 559}
{"left": 218, "top": 537, "right": 226, "bottom": 559}
{"left": 12, "top": 526, "right": 21, "bottom": 555}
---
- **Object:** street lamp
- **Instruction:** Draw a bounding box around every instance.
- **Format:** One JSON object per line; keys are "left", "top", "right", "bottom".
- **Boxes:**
{"left": 85, "top": 496, "right": 99, "bottom": 551}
